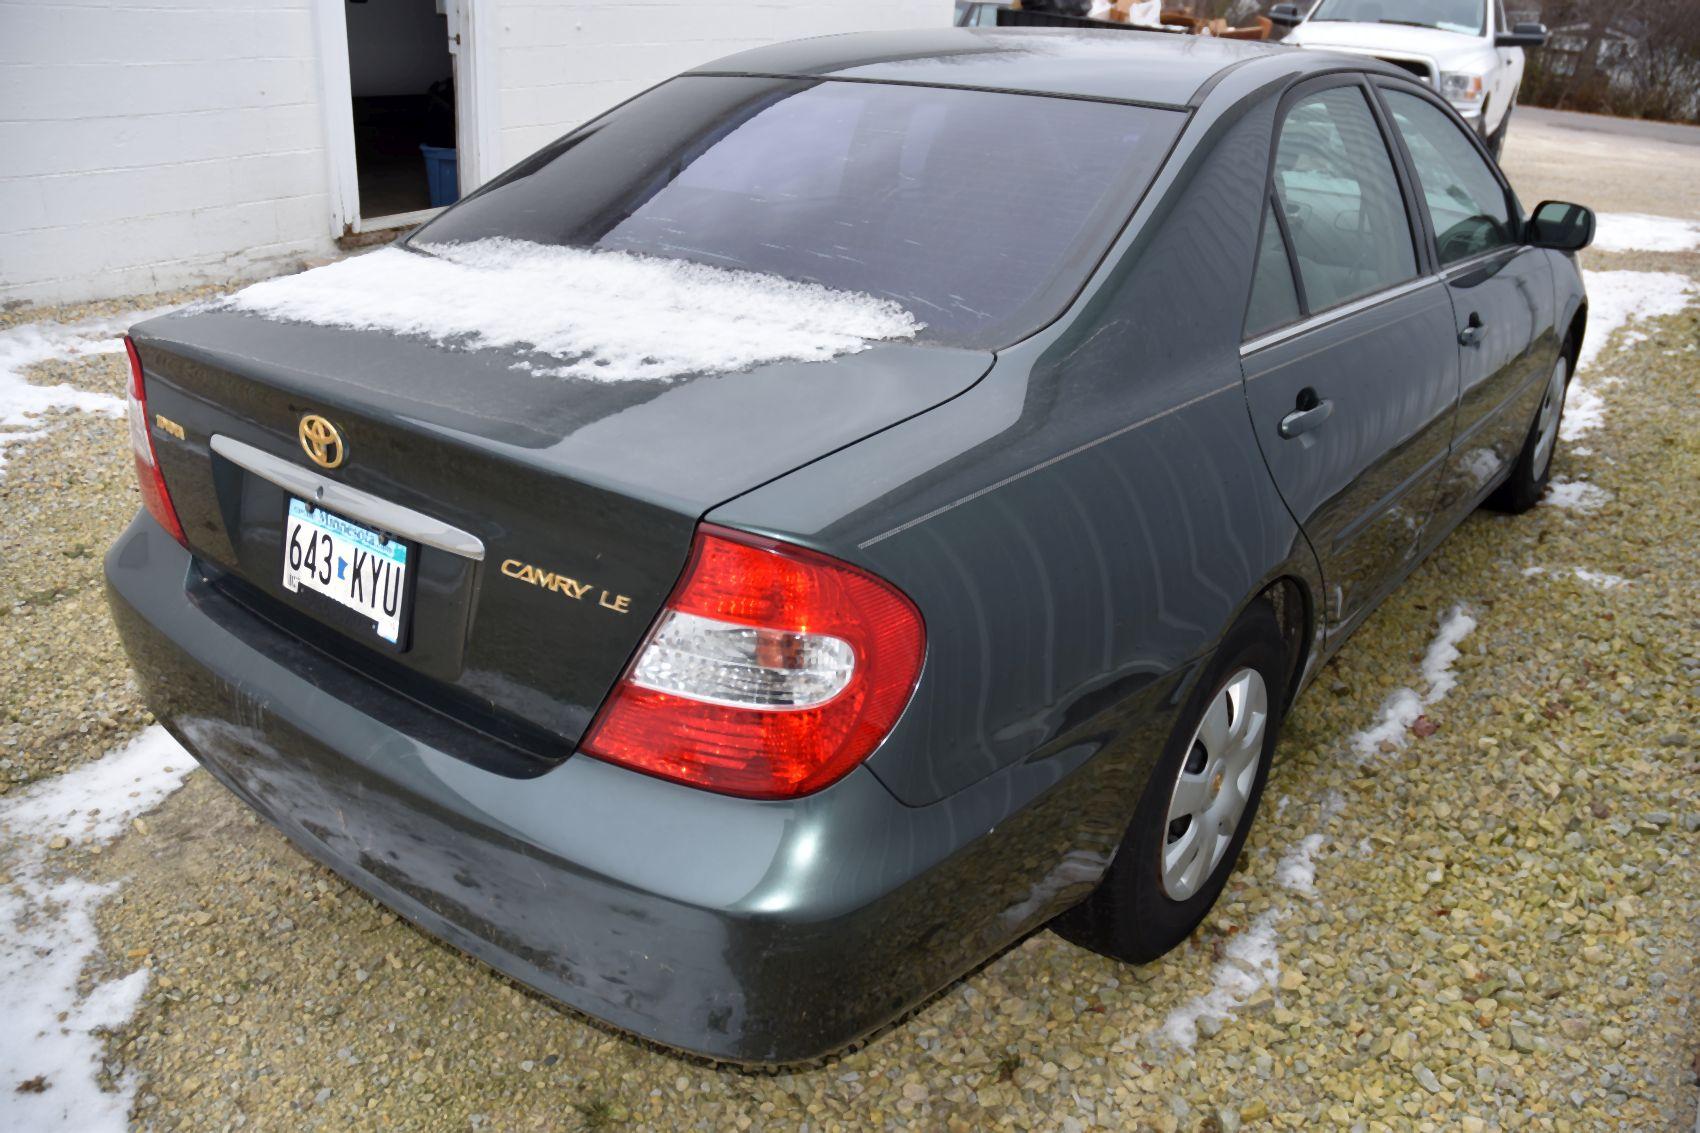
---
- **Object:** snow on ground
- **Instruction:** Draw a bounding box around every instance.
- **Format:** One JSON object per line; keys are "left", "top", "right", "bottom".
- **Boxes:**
{"left": 1542, "top": 478, "right": 1613, "bottom": 513}
{"left": 1271, "top": 790, "right": 1346, "bottom": 896}
{"left": 1157, "top": 909, "right": 1282, "bottom": 1050}
{"left": 221, "top": 240, "right": 923, "bottom": 383}
{"left": 1156, "top": 611, "right": 1476, "bottom": 1049}
{"left": 1560, "top": 383, "right": 1607, "bottom": 442}
{"left": 1352, "top": 605, "right": 1477, "bottom": 762}
{"left": 1591, "top": 213, "right": 1700, "bottom": 255}
{"left": 1522, "top": 565, "right": 1629, "bottom": 589}
{"left": 0, "top": 316, "right": 129, "bottom": 476}
{"left": 0, "top": 304, "right": 179, "bottom": 477}
{"left": 0, "top": 726, "right": 195, "bottom": 1132}
{"left": 1543, "top": 224, "right": 1698, "bottom": 474}
{"left": 1575, "top": 271, "right": 1695, "bottom": 374}
{"left": 1545, "top": 267, "right": 1693, "bottom": 480}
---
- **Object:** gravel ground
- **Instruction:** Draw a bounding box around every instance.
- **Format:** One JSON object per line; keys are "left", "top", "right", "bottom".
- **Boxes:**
{"left": 1, "top": 114, "right": 1696, "bottom": 1131}
{"left": 0, "top": 289, "right": 223, "bottom": 791}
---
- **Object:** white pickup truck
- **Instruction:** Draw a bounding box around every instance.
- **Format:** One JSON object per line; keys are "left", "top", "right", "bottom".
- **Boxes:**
{"left": 1272, "top": 0, "right": 1548, "bottom": 157}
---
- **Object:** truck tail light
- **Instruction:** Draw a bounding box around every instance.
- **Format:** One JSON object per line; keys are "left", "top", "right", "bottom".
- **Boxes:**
{"left": 581, "top": 525, "right": 925, "bottom": 799}
{"left": 124, "top": 336, "right": 187, "bottom": 547}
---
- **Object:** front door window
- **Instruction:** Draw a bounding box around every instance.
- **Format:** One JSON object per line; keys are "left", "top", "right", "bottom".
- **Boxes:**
{"left": 1383, "top": 90, "right": 1518, "bottom": 265}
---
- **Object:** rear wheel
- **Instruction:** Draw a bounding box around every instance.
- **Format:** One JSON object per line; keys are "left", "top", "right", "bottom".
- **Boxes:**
{"left": 1486, "top": 353, "right": 1568, "bottom": 513}
{"left": 1052, "top": 602, "right": 1286, "bottom": 962}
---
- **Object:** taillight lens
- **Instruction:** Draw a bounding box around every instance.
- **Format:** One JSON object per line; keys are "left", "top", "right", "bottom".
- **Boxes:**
{"left": 124, "top": 336, "right": 187, "bottom": 547}
{"left": 581, "top": 525, "right": 925, "bottom": 799}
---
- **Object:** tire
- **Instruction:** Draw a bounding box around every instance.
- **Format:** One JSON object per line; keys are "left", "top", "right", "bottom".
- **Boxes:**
{"left": 1052, "top": 601, "right": 1287, "bottom": 963}
{"left": 1486, "top": 351, "right": 1569, "bottom": 513}
{"left": 1486, "top": 101, "right": 1513, "bottom": 160}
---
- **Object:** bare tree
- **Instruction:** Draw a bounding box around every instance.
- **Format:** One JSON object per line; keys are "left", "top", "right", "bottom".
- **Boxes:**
{"left": 1512, "top": 0, "right": 1699, "bottom": 121}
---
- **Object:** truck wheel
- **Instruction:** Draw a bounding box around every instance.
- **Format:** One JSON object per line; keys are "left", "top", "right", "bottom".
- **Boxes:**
{"left": 1486, "top": 101, "right": 1513, "bottom": 160}
{"left": 1052, "top": 601, "right": 1286, "bottom": 962}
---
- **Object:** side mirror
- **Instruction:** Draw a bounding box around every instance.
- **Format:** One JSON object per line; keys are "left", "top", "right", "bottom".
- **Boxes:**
{"left": 1527, "top": 200, "right": 1594, "bottom": 251}
{"left": 1270, "top": 3, "right": 1303, "bottom": 27}
{"left": 1495, "top": 21, "right": 1547, "bottom": 48}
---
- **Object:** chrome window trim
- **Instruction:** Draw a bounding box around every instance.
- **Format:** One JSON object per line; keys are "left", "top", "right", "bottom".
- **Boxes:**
{"left": 209, "top": 435, "right": 487, "bottom": 562}
{"left": 1240, "top": 273, "right": 1439, "bottom": 356}
{"left": 1440, "top": 243, "right": 1518, "bottom": 279}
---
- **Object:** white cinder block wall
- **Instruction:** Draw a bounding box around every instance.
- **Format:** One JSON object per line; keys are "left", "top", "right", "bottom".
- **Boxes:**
{"left": 0, "top": 0, "right": 337, "bottom": 307}
{"left": 1, "top": 0, "right": 950, "bottom": 308}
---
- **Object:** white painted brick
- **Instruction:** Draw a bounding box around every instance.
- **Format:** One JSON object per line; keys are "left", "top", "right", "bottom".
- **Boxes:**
{"left": 0, "top": 179, "right": 52, "bottom": 237}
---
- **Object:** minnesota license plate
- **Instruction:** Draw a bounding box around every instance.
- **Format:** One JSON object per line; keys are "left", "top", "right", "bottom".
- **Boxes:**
{"left": 282, "top": 498, "right": 409, "bottom": 643}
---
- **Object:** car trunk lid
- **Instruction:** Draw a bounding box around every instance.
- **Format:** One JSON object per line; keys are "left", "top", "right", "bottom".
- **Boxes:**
{"left": 130, "top": 307, "right": 991, "bottom": 758}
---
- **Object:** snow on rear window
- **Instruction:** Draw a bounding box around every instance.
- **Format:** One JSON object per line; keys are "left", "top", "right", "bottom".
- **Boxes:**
{"left": 412, "top": 76, "right": 1181, "bottom": 348}
{"left": 220, "top": 240, "right": 923, "bottom": 382}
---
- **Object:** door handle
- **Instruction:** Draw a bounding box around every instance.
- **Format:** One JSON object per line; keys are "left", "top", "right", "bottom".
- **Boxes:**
{"left": 1458, "top": 312, "right": 1487, "bottom": 346}
{"left": 1279, "top": 398, "right": 1334, "bottom": 439}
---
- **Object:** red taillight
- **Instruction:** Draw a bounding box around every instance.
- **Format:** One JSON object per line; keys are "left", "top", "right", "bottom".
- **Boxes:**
{"left": 581, "top": 525, "right": 925, "bottom": 800}
{"left": 124, "top": 336, "right": 186, "bottom": 547}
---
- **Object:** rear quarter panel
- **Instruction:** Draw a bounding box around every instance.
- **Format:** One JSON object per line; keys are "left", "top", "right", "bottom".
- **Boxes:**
{"left": 712, "top": 79, "right": 1324, "bottom": 806}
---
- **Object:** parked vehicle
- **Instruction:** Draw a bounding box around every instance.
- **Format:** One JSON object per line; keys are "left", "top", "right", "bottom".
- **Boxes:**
{"left": 1274, "top": 0, "right": 1548, "bottom": 156}
{"left": 107, "top": 28, "right": 1592, "bottom": 1064}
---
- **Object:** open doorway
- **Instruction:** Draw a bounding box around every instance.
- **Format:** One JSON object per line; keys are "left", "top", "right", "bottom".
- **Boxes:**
{"left": 344, "top": 0, "right": 458, "bottom": 223}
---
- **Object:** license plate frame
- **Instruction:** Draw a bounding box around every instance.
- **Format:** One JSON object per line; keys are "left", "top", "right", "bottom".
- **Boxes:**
{"left": 281, "top": 497, "right": 415, "bottom": 650}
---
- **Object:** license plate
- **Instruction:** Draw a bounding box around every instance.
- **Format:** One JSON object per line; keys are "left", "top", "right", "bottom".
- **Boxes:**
{"left": 282, "top": 498, "right": 409, "bottom": 643}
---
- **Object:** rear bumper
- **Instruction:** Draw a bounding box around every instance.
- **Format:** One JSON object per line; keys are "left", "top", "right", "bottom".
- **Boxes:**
{"left": 105, "top": 513, "right": 1134, "bottom": 1063}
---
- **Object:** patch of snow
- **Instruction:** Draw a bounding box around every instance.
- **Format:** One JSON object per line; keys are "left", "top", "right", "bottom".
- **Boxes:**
{"left": 1159, "top": 790, "right": 1348, "bottom": 1048}
{"left": 0, "top": 304, "right": 178, "bottom": 477}
{"left": 1572, "top": 568, "right": 1629, "bottom": 589}
{"left": 1522, "top": 564, "right": 1626, "bottom": 589}
{"left": 0, "top": 318, "right": 128, "bottom": 476}
{"left": 1542, "top": 478, "right": 1612, "bottom": 513}
{"left": 221, "top": 240, "right": 923, "bottom": 383}
{"left": 1559, "top": 383, "right": 1607, "bottom": 442}
{"left": 1157, "top": 909, "right": 1282, "bottom": 1049}
{"left": 0, "top": 726, "right": 195, "bottom": 1132}
{"left": 1419, "top": 606, "right": 1477, "bottom": 701}
{"left": 1352, "top": 605, "right": 1477, "bottom": 761}
{"left": 1576, "top": 270, "right": 1695, "bottom": 374}
{"left": 1350, "top": 687, "right": 1426, "bottom": 761}
{"left": 1591, "top": 213, "right": 1700, "bottom": 254}
{"left": 1273, "top": 791, "right": 1345, "bottom": 896}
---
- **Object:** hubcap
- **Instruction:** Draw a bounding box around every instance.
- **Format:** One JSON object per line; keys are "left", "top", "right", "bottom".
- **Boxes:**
{"left": 1161, "top": 667, "right": 1269, "bottom": 901}
{"left": 1531, "top": 357, "right": 1568, "bottom": 480}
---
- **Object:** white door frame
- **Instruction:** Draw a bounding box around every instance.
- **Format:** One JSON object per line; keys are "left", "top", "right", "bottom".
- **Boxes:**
{"left": 311, "top": 0, "right": 500, "bottom": 236}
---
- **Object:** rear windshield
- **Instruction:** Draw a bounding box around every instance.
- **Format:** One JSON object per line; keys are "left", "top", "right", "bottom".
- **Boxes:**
{"left": 412, "top": 76, "right": 1182, "bottom": 348}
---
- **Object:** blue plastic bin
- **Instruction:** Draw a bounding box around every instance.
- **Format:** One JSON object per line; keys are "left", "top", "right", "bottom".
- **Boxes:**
{"left": 420, "top": 145, "right": 460, "bottom": 207}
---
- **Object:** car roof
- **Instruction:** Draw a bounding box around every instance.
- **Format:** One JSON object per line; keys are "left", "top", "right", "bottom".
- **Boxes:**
{"left": 690, "top": 28, "right": 1310, "bottom": 109}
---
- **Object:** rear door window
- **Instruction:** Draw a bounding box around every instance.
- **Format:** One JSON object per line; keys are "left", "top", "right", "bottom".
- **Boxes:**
{"left": 414, "top": 77, "right": 1183, "bottom": 348}
{"left": 1381, "top": 89, "right": 1517, "bottom": 265}
{"left": 1272, "top": 86, "right": 1419, "bottom": 312}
